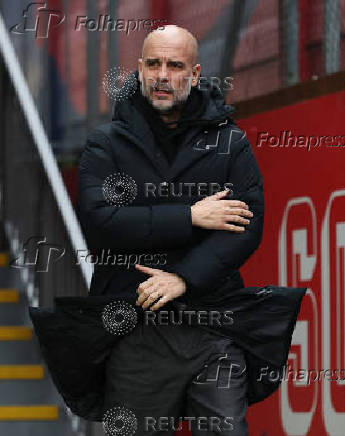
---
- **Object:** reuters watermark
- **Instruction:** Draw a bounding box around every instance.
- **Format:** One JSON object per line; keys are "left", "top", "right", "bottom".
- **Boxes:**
{"left": 143, "top": 309, "right": 234, "bottom": 327}
{"left": 144, "top": 182, "right": 233, "bottom": 198}
{"left": 144, "top": 415, "right": 235, "bottom": 432}
{"left": 102, "top": 172, "right": 137, "bottom": 206}
{"left": 256, "top": 130, "right": 345, "bottom": 151}
{"left": 103, "top": 405, "right": 137, "bottom": 436}
{"left": 100, "top": 304, "right": 235, "bottom": 337}
{"left": 101, "top": 172, "right": 235, "bottom": 202}
{"left": 102, "top": 406, "right": 235, "bottom": 435}
{"left": 102, "top": 67, "right": 138, "bottom": 103}
{"left": 143, "top": 75, "right": 234, "bottom": 94}
{"left": 102, "top": 300, "right": 138, "bottom": 336}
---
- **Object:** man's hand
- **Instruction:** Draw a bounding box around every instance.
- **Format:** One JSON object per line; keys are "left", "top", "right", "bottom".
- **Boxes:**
{"left": 191, "top": 189, "right": 253, "bottom": 231}
{"left": 135, "top": 264, "right": 186, "bottom": 311}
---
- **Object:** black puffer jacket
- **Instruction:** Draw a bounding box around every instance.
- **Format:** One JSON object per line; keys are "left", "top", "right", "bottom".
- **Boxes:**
{"left": 29, "top": 285, "right": 306, "bottom": 421}
{"left": 29, "top": 74, "right": 307, "bottom": 422}
{"left": 76, "top": 73, "right": 264, "bottom": 306}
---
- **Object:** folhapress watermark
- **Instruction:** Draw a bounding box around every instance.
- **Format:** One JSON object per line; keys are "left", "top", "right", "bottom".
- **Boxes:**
{"left": 10, "top": 236, "right": 65, "bottom": 272}
{"left": 10, "top": 4, "right": 166, "bottom": 39}
{"left": 75, "top": 17, "right": 167, "bottom": 33}
{"left": 76, "top": 250, "right": 167, "bottom": 269}
{"left": 193, "top": 124, "right": 246, "bottom": 155}
{"left": 256, "top": 130, "right": 345, "bottom": 151}
{"left": 9, "top": 236, "right": 167, "bottom": 272}
{"left": 257, "top": 365, "right": 345, "bottom": 384}
{"left": 10, "top": 2, "right": 65, "bottom": 39}
{"left": 193, "top": 353, "right": 247, "bottom": 389}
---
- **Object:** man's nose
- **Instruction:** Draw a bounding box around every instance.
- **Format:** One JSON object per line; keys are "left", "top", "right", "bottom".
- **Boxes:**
{"left": 157, "top": 63, "right": 169, "bottom": 81}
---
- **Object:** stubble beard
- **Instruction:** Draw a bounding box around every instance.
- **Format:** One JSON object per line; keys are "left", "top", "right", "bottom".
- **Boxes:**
{"left": 140, "top": 77, "right": 193, "bottom": 115}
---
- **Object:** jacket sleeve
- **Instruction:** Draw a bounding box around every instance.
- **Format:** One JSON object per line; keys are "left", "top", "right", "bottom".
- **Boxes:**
{"left": 77, "top": 128, "right": 193, "bottom": 251}
{"left": 167, "top": 137, "right": 265, "bottom": 297}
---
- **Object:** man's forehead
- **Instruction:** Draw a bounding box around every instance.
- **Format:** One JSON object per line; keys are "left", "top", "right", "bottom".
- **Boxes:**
{"left": 143, "top": 41, "right": 192, "bottom": 61}
{"left": 143, "top": 55, "right": 188, "bottom": 63}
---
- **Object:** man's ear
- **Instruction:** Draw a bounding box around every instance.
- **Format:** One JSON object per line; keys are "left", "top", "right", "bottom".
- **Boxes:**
{"left": 138, "top": 58, "right": 143, "bottom": 82}
{"left": 191, "top": 63, "right": 201, "bottom": 87}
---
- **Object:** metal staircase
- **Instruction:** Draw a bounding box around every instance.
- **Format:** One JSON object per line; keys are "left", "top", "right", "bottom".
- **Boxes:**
{"left": 0, "top": 250, "right": 81, "bottom": 435}
{"left": 0, "top": 9, "right": 106, "bottom": 436}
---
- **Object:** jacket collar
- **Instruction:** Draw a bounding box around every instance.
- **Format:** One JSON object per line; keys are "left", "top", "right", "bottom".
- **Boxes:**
{"left": 111, "top": 71, "right": 234, "bottom": 180}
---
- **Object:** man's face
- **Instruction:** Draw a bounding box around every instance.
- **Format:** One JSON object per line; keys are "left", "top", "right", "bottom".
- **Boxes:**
{"left": 138, "top": 39, "right": 200, "bottom": 113}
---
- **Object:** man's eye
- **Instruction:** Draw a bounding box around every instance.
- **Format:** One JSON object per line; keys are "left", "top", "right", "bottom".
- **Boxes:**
{"left": 169, "top": 62, "right": 183, "bottom": 69}
{"left": 146, "top": 60, "right": 159, "bottom": 67}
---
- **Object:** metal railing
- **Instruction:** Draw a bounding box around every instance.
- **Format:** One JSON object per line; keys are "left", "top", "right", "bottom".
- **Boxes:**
{"left": 0, "top": 12, "right": 97, "bottom": 433}
{"left": 0, "top": 12, "right": 92, "bottom": 308}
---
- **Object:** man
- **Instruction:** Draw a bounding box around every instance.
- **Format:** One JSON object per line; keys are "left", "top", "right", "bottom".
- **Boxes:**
{"left": 77, "top": 25, "right": 264, "bottom": 435}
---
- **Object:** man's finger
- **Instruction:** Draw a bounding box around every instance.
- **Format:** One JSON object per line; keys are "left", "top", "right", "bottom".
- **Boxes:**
{"left": 135, "top": 264, "right": 162, "bottom": 275}
{"left": 226, "top": 200, "right": 249, "bottom": 209}
{"left": 141, "top": 290, "right": 162, "bottom": 309}
{"left": 222, "top": 223, "right": 245, "bottom": 232}
{"left": 136, "top": 285, "right": 158, "bottom": 306}
{"left": 136, "top": 277, "right": 155, "bottom": 294}
{"left": 151, "top": 294, "right": 172, "bottom": 311}
{"left": 225, "top": 207, "right": 252, "bottom": 217}
{"left": 204, "top": 189, "right": 230, "bottom": 201}
{"left": 136, "top": 282, "right": 154, "bottom": 296}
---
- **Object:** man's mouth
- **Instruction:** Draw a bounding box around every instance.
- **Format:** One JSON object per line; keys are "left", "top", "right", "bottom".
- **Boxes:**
{"left": 152, "top": 88, "right": 172, "bottom": 97}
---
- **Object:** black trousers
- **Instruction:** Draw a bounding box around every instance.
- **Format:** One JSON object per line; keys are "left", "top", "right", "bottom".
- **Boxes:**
{"left": 104, "top": 318, "right": 249, "bottom": 436}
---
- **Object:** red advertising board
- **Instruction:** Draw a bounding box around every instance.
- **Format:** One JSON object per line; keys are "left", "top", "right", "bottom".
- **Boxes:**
{"left": 175, "top": 90, "right": 345, "bottom": 436}
{"left": 239, "top": 90, "right": 345, "bottom": 436}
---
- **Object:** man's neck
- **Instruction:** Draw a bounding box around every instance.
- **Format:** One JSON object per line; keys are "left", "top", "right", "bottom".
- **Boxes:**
{"left": 159, "top": 110, "right": 180, "bottom": 128}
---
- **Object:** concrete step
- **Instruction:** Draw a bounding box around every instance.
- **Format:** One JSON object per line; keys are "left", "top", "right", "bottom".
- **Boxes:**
{"left": 0, "top": 376, "right": 64, "bottom": 406}
{"left": 0, "top": 338, "right": 42, "bottom": 365}
{"left": 0, "top": 292, "right": 30, "bottom": 326}
{"left": 0, "top": 253, "right": 9, "bottom": 268}
{"left": 0, "top": 326, "right": 32, "bottom": 341}
{"left": 0, "top": 405, "right": 58, "bottom": 421}
{"left": 0, "top": 365, "right": 44, "bottom": 380}
{"left": 0, "top": 413, "right": 78, "bottom": 436}
{"left": 0, "top": 266, "right": 23, "bottom": 289}
{"left": 0, "top": 251, "right": 78, "bottom": 435}
{"left": 0, "top": 289, "right": 19, "bottom": 303}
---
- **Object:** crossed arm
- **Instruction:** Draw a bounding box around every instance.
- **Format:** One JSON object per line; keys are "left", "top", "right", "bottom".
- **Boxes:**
{"left": 77, "top": 129, "right": 264, "bottom": 310}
